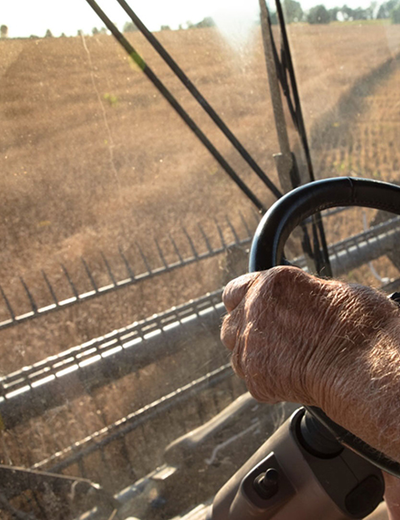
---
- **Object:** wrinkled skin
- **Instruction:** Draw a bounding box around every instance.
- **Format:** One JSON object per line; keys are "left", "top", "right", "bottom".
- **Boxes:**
{"left": 221, "top": 266, "right": 400, "bottom": 519}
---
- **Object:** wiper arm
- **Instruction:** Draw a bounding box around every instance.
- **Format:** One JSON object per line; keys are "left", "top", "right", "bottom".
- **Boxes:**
{"left": 86, "top": 0, "right": 268, "bottom": 213}
{"left": 115, "top": 0, "right": 282, "bottom": 200}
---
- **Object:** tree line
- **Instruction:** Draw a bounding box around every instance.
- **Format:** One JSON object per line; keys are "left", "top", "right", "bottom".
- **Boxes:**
{"left": 2, "top": 0, "right": 400, "bottom": 40}
{"left": 273, "top": 0, "right": 400, "bottom": 24}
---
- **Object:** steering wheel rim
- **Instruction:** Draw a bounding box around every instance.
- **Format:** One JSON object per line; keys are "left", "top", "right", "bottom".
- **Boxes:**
{"left": 249, "top": 176, "right": 400, "bottom": 477}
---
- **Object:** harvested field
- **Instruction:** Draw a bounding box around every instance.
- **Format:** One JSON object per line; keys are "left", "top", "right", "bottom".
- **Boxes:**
{"left": 1, "top": 21, "right": 400, "bottom": 518}
{"left": 0, "top": 24, "right": 400, "bottom": 368}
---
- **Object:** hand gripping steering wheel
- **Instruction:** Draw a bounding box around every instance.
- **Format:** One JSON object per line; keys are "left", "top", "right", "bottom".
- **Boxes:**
{"left": 249, "top": 176, "right": 400, "bottom": 477}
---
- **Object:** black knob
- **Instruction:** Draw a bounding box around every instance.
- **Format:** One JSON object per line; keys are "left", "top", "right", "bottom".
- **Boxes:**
{"left": 253, "top": 468, "right": 280, "bottom": 499}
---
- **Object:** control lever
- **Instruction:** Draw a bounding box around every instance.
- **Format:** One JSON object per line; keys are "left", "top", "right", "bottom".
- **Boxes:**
{"left": 209, "top": 408, "right": 384, "bottom": 519}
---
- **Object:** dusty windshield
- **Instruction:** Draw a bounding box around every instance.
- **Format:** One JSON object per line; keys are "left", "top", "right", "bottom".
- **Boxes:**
{"left": 1, "top": 0, "right": 400, "bottom": 518}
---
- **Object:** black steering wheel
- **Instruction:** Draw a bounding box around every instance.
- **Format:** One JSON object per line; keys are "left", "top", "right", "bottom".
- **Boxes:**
{"left": 249, "top": 176, "right": 400, "bottom": 477}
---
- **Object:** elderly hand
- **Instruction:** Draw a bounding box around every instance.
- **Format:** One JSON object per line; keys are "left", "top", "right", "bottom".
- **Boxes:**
{"left": 221, "top": 266, "right": 400, "bottom": 448}
{"left": 222, "top": 265, "right": 400, "bottom": 519}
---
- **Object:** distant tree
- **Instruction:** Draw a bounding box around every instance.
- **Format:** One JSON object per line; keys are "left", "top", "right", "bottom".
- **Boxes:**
{"left": 352, "top": 7, "right": 369, "bottom": 19}
{"left": 283, "top": 0, "right": 303, "bottom": 22}
{"left": 307, "top": 4, "right": 330, "bottom": 23}
{"left": 45, "top": 29, "right": 53, "bottom": 37}
{"left": 0, "top": 25, "right": 8, "bottom": 38}
{"left": 99, "top": 27, "right": 107, "bottom": 34}
{"left": 60, "top": 32, "right": 66, "bottom": 38}
{"left": 392, "top": 3, "right": 400, "bottom": 21}
{"left": 328, "top": 7, "right": 340, "bottom": 20}
{"left": 92, "top": 27, "right": 99, "bottom": 35}
{"left": 377, "top": 0, "right": 399, "bottom": 18}
{"left": 365, "top": 1, "right": 378, "bottom": 18}
{"left": 340, "top": 4, "right": 354, "bottom": 19}
{"left": 160, "top": 25, "right": 171, "bottom": 30}
{"left": 77, "top": 29, "right": 83, "bottom": 36}
{"left": 195, "top": 17, "right": 216, "bottom": 28}
{"left": 123, "top": 21, "right": 138, "bottom": 32}
{"left": 186, "top": 20, "right": 194, "bottom": 29}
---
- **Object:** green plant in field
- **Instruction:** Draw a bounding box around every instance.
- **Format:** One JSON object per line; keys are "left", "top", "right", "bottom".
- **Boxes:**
{"left": 103, "top": 93, "right": 119, "bottom": 107}
{"left": 333, "top": 159, "right": 351, "bottom": 173}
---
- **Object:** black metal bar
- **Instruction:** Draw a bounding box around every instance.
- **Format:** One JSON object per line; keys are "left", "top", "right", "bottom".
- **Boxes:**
{"left": 81, "top": 257, "right": 98, "bottom": 292}
{"left": 155, "top": 240, "right": 169, "bottom": 269}
{"left": 3, "top": 215, "right": 399, "bottom": 424}
{"left": 0, "top": 230, "right": 254, "bottom": 331}
{"left": 41, "top": 271, "right": 59, "bottom": 306}
{"left": 101, "top": 251, "right": 117, "bottom": 286}
{"left": 86, "top": 0, "right": 266, "bottom": 213}
{"left": 275, "top": 0, "right": 313, "bottom": 180}
{"left": 136, "top": 243, "right": 152, "bottom": 273}
{"left": 120, "top": 435, "right": 135, "bottom": 481}
{"left": 78, "top": 456, "right": 87, "bottom": 479}
{"left": 0, "top": 287, "right": 220, "bottom": 394}
{"left": 273, "top": 0, "right": 332, "bottom": 276}
{"left": 60, "top": 264, "right": 79, "bottom": 299}
{"left": 85, "top": 0, "right": 266, "bottom": 213}
{"left": 168, "top": 234, "right": 184, "bottom": 263}
{"left": 115, "top": 0, "right": 282, "bottom": 200}
{"left": 0, "top": 285, "right": 15, "bottom": 321}
{"left": 35, "top": 364, "right": 232, "bottom": 473}
{"left": 118, "top": 247, "right": 135, "bottom": 280}
{"left": 239, "top": 211, "right": 251, "bottom": 237}
{"left": 226, "top": 216, "right": 240, "bottom": 243}
{"left": 183, "top": 228, "right": 198, "bottom": 259}
{"left": 19, "top": 277, "right": 38, "bottom": 313}
{"left": 215, "top": 220, "right": 226, "bottom": 248}
{"left": 198, "top": 225, "right": 213, "bottom": 253}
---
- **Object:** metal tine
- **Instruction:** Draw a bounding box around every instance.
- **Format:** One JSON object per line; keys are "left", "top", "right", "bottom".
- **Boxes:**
{"left": 198, "top": 224, "right": 213, "bottom": 253}
{"left": 0, "top": 285, "right": 16, "bottom": 321}
{"left": 78, "top": 455, "right": 87, "bottom": 479}
{"left": 60, "top": 263, "right": 79, "bottom": 299}
{"left": 226, "top": 215, "right": 240, "bottom": 243}
{"left": 101, "top": 251, "right": 117, "bottom": 287}
{"left": 42, "top": 270, "right": 59, "bottom": 306}
{"left": 214, "top": 219, "right": 226, "bottom": 248}
{"left": 19, "top": 276, "right": 38, "bottom": 313}
{"left": 239, "top": 211, "right": 251, "bottom": 237}
{"left": 136, "top": 242, "right": 153, "bottom": 274}
{"left": 168, "top": 233, "right": 184, "bottom": 264}
{"left": 155, "top": 239, "right": 169, "bottom": 269}
{"left": 183, "top": 227, "right": 199, "bottom": 259}
{"left": 81, "top": 256, "right": 98, "bottom": 293}
{"left": 118, "top": 246, "right": 135, "bottom": 280}
{"left": 120, "top": 435, "right": 135, "bottom": 479}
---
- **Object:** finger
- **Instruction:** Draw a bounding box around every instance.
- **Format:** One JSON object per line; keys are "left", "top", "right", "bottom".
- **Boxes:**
{"left": 220, "top": 313, "right": 240, "bottom": 351}
{"left": 222, "top": 272, "right": 258, "bottom": 312}
{"left": 231, "top": 342, "right": 246, "bottom": 379}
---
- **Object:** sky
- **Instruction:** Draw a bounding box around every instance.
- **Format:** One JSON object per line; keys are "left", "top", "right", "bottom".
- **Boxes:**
{"left": 1, "top": 0, "right": 375, "bottom": 39}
